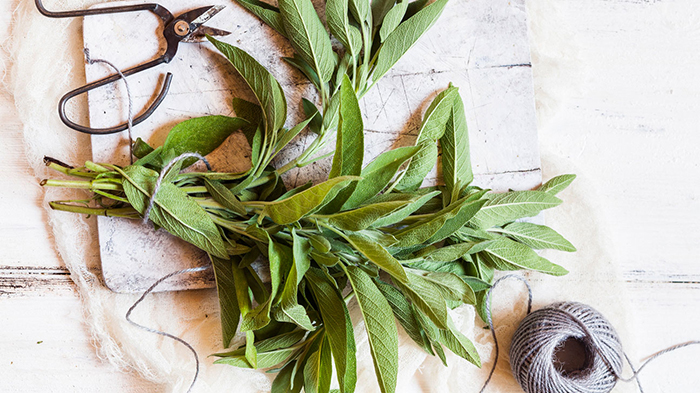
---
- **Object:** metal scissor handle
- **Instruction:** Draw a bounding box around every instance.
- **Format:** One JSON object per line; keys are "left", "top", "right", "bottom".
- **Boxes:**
{"left": 35, "top": 1, "right": 227, "bottom": 135}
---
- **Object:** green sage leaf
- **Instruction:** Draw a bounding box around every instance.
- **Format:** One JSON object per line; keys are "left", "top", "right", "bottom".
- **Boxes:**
{"left": 371, "top": 0, "right": 449, "bottom": 85}
{"left": 481, "top": 237, "right": 568, "bottom": 276}
{"left": 440, "top": 92, "right": 473, "bottom": 195}
{"left": 234, "top": 0, "right": 288, "bottom": 37}
{"left": 279, "top": 0, "right": 336, "bottom": 83}
{"left": 469, "top": 190, "right": 562, "bottom": 229}
{"left": 495, "top": 222, "right": 576, "bottom": 252}
{"left": 262, "top": 176, "right": 361, "bottom": 224}
{"left": 306, "top": 268, "right": 357, "bottom": 393}
{"left": 204, "top": 178, "right": 247, "bottom": 216}
{"left": 537, "top": 174, "right": 576, "bottom": 195}
{"left": 208, "top": 37, "right": 287, "bottom": 134}
{"left": 343, "top": 145, "right": 421, "bottom": 209}
{"left": 345, "top": 266, "right": 398, "bottom": 393}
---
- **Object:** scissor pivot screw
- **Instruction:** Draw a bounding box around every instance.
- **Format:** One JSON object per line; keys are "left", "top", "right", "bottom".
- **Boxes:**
{"left": 174, "top": 20, "right": 190, "bottom": 36}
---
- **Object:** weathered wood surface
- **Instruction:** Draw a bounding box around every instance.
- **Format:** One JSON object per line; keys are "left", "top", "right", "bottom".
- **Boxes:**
{"left": 83, "top": 0, "right": 542, "bottom": 293}
{"left": 2, "top": 0, "right": 700, "bottom": 391}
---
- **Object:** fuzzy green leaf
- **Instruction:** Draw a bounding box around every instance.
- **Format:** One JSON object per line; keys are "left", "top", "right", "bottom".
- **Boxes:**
{"left": 304, "top": 335, "right": 333, "bottom": 393}
{"left": 495, "top": 222, "right": 576, "bottom": 252}
{"left": 345, "top": 266, "right": 398, "bottom": 393}
{"left": 306, "top": 268, "right": 357, "bottom": 393}
{"left": 327, "top": 0, "right": 363, "bottom": 55}
{"left": 371, "top": 0, "right": 449, "bottom": 84}
{"left": 440, "top": 93, "right": 472, "bottom": 195}
{"left": 537, "top": 174, "right": 576, "bottom": 195}
{"left": 234, "top": 0, "right": 288, "bottom": 36}
{"left": 279, "top": 0, "right": 336, "bottom": 83}
{"left": 469, "top": 191, "right": 562, "bottom": 229}
{"left": 210, "top": 255, "right": 240, "bottom": 348}
{"left": 344, "top": 232, "right": 408, "bottom": 283}
{"left": 208, "top": 37, "right": 287, "bottom": 134}
{"left": 324, "top": 200, "right": 409, "bottom": 231}
{"left": 379, "top": 0, "right": 408, "bottom": 42}
{"left": 343, "top": 145, "right": 422, "bottom": 209}
{"left": 481, "top": 237, "right": 568, "bottom": 276}
{"left": 262, "top": 176, "right": 361, "bottom": 224}
{"left": 204, "top": 178, "right": 247, "bottom": 216}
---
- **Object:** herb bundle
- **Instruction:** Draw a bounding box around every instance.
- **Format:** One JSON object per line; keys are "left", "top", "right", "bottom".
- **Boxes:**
{"left": 42, "top": 0, "right": 576, "bottom": 392}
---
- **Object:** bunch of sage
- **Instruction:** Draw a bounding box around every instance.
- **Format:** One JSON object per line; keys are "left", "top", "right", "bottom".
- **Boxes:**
{"left": 42, "top": 0, "right": 576, "bottom": 392}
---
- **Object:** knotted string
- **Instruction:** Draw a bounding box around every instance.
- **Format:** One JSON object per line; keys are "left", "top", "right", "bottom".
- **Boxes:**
{"left": 141, "top": 152, "right": 211, "bottom": 224}
{"left": 83, "top": 48, "right": 134, "bottom": 163}
{"left": 479, "top": 274, "right": 700, "bottom": 393}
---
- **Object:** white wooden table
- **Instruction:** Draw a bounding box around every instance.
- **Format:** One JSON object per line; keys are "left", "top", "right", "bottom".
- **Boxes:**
{"left": 2, "top": 0, "right": 699, "bottom": 391}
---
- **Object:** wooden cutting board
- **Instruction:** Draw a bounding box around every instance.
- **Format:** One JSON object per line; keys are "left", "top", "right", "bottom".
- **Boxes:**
{"left": 83, "top": 0, "right": 541, "bottom": 293}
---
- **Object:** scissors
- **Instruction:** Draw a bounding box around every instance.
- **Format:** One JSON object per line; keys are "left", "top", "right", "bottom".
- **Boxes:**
{"left": 35, "top": 1, "right": 231, "bottom": 135}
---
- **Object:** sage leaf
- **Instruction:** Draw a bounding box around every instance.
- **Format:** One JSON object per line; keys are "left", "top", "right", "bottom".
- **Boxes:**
{"left": 375, "top": 281, "right": 432, "bottom": 353}
{"left": 481, "top": 237, "right": 568, "bottom": 276}
{"left": 213, "top": 330, "right": 307, "bottom": 357}
{"left": 327, "top": 0, "right": 363, "bottom": 56}
{"left": 279, "top": 0, "right": 336, "bottom": 83}
{"left": 262, "top": 176, "right": 361, "bottom": 224}
{"left": 132, "top": 137, "right": 154, "bottom": 158}
{"left": 537, "top": 174, "right": 576, "bottom": 195}
{"left": 304, "top": 335, "right": 333, "bottom": 393}
{"left": 344, "top": 266, "right": 398, "bottom": 393}
{"left": 302, "top": 98, "right": 323, "bottom": 134}
{"left": 210, "top": 255, "right": 241, "bottom": 347}
{"left": 370, "top": 190, "right": 440, "bottom": 227}
{"left": 284, "top": 54, "right": 322, "bottom": 90}
{"left": 324, "top": 200, "right": 409, "bottom": 231}
{"left": 344, "top": 232, "right": 408, "bottom": 283}
{"left": 208, "top": 37, "right": 287, "bottom": 134}
{"left": 214, "top": 346, "right": 297, "bottom": 368}
{"left": 325, "top": 76, "right": 364, "bottom": 211}
{"left": 425, "top": 198, "right": 486, "bottom": 244}
{"left": 371, "top": 0, "right": 449, "bottom": 85}
{"left": 343, "top": 145, "right": 421, "bottom": 209}
{"left": 394, "top": 272, "right": 448, "bottom": 329}
{"left": 393, "top": 142, "right": 437, "bottom": 192}
{"left": 121, "top": 165, "right": 228, "bottom": 258}
{"left": 469, "top": 190, "right": 562, "bottom": 229}
{"left": 204, "top": 178, "right": 247, "bottom": 216}
{"left": 306, "top": 268, "right": 357, "bottom": 393}
{"left": 440, "top": 93, "right": 473, "bottom": 195}
{"left": 274, "top": 230, "right": 314, "bottom": 330}
{"left": 234, "top": 0, "right": 288, "bottom": 37}
{"left": 494, "top": 222, "right": 576, "bottom": 252}
{"left": 378, "top": 0, "right": 408, "bottom": 42}
{"left": 371, "top": 0, "right": 396, "bottom": 27}
{"left": 161, "top": 115, "right": 249, "bottom": 167}
{"left": 438, "top": 317, "right": 480, "bottom": 366}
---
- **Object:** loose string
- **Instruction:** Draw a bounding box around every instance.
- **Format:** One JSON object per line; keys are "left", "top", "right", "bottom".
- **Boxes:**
{"left": 479, "top": 275, "right": 532, "bottom": 393}
{"left": 89, "top": 49, "right": 216, "bottom": 393}
{"left": 125, "top": 265, "right": 211, "bottom": 393}
{"left": 479, "top": 274, "right": 700, "bottom": 393}
{"left": 126, "top": 152, "right": 214, "bottom": 393}
{"left": 83, "top": 48, "right": 134, "bottom": 163}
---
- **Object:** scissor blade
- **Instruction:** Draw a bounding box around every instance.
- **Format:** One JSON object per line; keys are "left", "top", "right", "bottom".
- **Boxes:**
{"left": 182, "top": 26, "right": 232, "bottom": 43}
{"left": 189, "top": 5, "right": 225, "bottom": 27}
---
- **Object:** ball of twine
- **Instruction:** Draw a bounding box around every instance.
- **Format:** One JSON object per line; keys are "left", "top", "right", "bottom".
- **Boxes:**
{"left": 509, "top": 301, "right": 623, "bottom": 393}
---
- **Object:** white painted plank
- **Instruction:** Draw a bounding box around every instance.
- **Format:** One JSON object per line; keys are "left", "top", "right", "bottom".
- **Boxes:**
{"left": 82, "top": 0, "right": 543, "bottom": 292}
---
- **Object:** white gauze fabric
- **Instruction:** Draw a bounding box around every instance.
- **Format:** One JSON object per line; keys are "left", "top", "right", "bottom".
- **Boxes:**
{"left": 5, "top": 0, "right": 635, "bottom": 392}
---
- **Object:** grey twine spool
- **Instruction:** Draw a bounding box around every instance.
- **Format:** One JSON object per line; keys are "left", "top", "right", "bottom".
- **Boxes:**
{"left": 509, "top": 302, "right": 623, "bottom": 393}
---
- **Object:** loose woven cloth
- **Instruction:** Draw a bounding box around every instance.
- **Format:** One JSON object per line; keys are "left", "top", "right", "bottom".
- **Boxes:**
{"left": 6, "top": 0, "right": 636, "bottom": 391}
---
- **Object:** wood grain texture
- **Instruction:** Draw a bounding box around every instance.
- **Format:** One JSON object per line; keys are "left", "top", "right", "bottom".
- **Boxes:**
{"left": 2, "top": 0, "right": 700, "bottom": 391}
